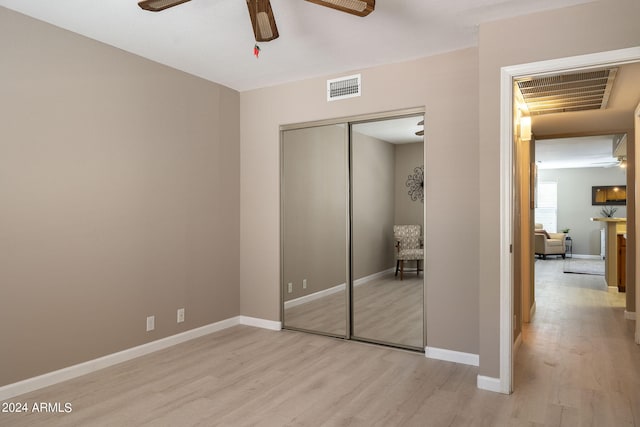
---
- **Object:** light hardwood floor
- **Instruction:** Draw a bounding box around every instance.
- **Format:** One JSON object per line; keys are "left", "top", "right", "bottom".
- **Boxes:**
{"left": 284, "top": 271, "right": 423, "bottom": 348}
{"left": 2, "top": 259, "right": 639, "bottom": 426}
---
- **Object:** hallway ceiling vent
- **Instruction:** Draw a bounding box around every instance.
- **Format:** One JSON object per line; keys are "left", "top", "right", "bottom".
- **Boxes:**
{"left": 327, "top": 74, "right": 361, "bottom": 101}
{"left": 516, "top": 68, "right": 617, "bottom": 115}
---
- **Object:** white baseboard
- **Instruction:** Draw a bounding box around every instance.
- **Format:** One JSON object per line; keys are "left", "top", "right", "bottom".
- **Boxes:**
{"left": 425, "top": 346, "right": 479, "bottom": 367}
{"left": 353, "top": 268, "right": 395, "bottom": 287}
{"left": 513, "top": 332, "right": 522, "bottom": 356}
{"left": 624, "top": 311, "right": 636, "bottom": 320}
{"left": 477, "top": 375, "right": 505, "bottom": 393}
{"left": 284, "top": 283, "right": 345, "bottom": 309}
{"left": 239, "top": 316, "right": 282, "bottom": 330}
{"left": 530, "top": 301, "right": 537, "bottom": 320}
{"left": 284, "top": 268, "right": 395, "bottom": 309}
{"left": 571, "top": 254, "right": 602, "bottom": 259}
{"left": 0, "top": 315, "right": 280, "bottom": 401}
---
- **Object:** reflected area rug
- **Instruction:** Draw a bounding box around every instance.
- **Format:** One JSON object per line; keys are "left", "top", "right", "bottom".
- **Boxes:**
{"left": 563, "top": 258, "right": 605, "bottom": 275}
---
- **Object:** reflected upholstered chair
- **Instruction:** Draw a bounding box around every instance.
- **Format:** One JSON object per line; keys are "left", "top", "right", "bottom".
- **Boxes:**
{"left": 534, "top": 223, "right": 566, "bottom": 259}
{"left": 394, "top": 225, "right": 424, "bottom": 280}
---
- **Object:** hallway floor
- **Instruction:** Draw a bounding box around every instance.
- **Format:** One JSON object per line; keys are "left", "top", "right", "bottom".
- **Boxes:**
{"left": 510, "top": 258, "right": 640, "bottom": 425}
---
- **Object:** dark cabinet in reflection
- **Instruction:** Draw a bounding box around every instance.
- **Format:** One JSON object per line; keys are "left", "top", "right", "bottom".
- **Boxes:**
{"left": 592, "top": 185, "right": 626, "bottom": 205}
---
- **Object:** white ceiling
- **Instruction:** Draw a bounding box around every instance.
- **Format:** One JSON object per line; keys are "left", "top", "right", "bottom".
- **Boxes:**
{"left": 0, "top": 0, "right": 595, "bottom": 91}
{"left": 535, "top": 135, "right": 623, "bottom": 170}
{"left": 353, "top": 116, "right": 424, "bottom": 145}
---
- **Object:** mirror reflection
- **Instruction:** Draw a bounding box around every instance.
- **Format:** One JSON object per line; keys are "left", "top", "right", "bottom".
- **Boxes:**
{"left": 281, "top": 113, "right": 424, "bottom": 350}
{"left": 281, "top": 124, "right": 347, "bottom": 336}
{"left": 351, "top": 116, "right": 424, "bottom": 348}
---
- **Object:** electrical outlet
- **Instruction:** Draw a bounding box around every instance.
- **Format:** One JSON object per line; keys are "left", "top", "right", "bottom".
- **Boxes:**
{"left": 177, "top": 308, "right": 185, "bottom": 323}
{"left": 288, "top": 282, "right": 293, "bottom": 293}
{"left": 303, "top": 279, "right": 307, "bottom": 289}
{"left": 146, "top": 315, "right": 155, "bottom": 332}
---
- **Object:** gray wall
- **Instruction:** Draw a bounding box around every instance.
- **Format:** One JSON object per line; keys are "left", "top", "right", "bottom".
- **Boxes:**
{"left": 282, "top": 128, "right": 413, "bottom": 298}
{"left": 352, "top": 132, "right": 396, "bottom": 279}
{"left": 393, "top": 142, "right": 425, "bottom": 271}
{"left": 538, "top": 167, "right": 627, "bottom": 256}
{"left": 1, "top": 8, "right": 240, "bottom": 386}
{"left": 281, "top": 125, "right": 347, "bottom": 301}
{"left": 395, "top": 142, "right": 425, "bottom": 227}
{"left": 241, "top": 48, "right": 480, "bottom": 357}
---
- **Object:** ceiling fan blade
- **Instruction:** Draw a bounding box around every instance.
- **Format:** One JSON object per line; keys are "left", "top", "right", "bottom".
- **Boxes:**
{"left": 138, "top": 0, "right": 191, "bottom": 12}
{"left": 305, "top": 0, "right": 375, "bottom": 17}
{"left": 246, "top": 0, "right": 279, "bottom": 42}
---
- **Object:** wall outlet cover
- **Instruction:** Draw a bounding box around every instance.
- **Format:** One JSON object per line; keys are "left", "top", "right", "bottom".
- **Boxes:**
{"left": 146, "top": 315, "right": 155, "bottom": 332}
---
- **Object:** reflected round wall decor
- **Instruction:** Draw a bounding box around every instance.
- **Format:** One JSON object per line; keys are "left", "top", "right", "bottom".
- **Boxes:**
{"left": 406, "top": 165, "right": 424, "bottom": 203}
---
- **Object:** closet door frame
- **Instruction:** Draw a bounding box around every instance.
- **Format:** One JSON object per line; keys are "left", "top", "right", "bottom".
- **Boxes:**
{"left": 279, "top": 122, "right": 349, "bottom": 338}
{"left": 280, "top": 107, "right": 426, "bottom": 348}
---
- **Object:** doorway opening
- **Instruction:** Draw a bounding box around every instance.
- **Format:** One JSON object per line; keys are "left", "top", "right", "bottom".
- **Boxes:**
{"left": 500, "top": 46, "right": 640, "bottom": 394}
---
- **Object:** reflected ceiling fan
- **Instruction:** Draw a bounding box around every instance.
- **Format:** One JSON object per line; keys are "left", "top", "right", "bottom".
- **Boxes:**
{"left": 138, "top": 0, "right": 375, "bottom": 42}
{"left": 592, "top": 157, "right": 627, "bottom": 168}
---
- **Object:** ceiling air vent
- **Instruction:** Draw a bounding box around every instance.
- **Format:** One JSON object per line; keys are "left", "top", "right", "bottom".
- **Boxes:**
{"left": 516, "top": 68, "right": 617, "bottom": 115}
{"left": 327, "top": 74, "right": 361, "bottom": 101}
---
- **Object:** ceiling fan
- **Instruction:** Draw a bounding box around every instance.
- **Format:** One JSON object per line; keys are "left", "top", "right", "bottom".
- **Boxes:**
{"left": 138, "top": 0, "right": 375, "bottom": 42}
{"left": 593, "top": 157, "right": 627, "bottom": 168}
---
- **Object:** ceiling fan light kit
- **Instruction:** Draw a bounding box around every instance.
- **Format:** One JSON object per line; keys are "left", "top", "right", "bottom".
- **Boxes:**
{"left": 138, "top": 0, "right": 191, "bottom": 12}
{"left": 305, "top": 0, "right": 375, "bottom": 17}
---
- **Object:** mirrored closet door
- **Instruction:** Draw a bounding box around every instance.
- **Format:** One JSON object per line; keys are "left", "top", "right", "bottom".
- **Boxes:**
{"left": 351, "top": 117, "right": 424, "bottom": 349}
{"left": 281, "top": 124, "right": 348, "bottom": 337}
{"left": 281, "top": 111, "right": 424, "bottom": 350}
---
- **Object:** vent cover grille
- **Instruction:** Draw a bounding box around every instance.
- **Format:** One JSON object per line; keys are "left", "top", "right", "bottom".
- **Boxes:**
{"left": 327, "top": 74, "right": 361, "bottom": 101}
{"left": 516, "top": 68, "right": 617, "bottom": 115}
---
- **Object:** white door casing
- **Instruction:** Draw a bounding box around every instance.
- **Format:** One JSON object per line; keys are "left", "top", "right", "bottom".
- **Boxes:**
{"left": 498, "top": 47, "right": 640, "bottom": 394}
